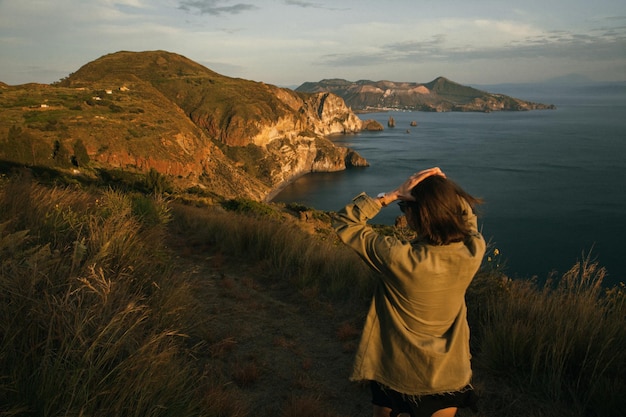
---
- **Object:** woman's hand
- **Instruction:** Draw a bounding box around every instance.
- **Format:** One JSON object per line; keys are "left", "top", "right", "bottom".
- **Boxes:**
{"left": 391, "top": 167, "right": 446, "bottom": 202}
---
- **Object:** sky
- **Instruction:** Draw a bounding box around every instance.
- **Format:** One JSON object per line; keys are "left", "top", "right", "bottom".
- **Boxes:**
{"left": 1, "top": 0, "right": 625, "bottom": 87}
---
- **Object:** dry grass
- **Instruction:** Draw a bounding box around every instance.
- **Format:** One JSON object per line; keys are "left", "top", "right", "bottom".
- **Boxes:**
{"left": 1, "top": 176, "right": 624, "bottom": 417}
{"left": 232, "top": 359, "right": 261, "bottom": 387}
{"left": 279, "top": 395, "right": 340, "bottom": 417}
{"left": 336, "top": 321, "right": 361, "bottom": 342}
{"left": 202, "top": 385, "right": 249, "bottom": 417}
{"left": 170, "top": 202, "right": 376, "bottom": 301}
{"left": 468, "top": 258, "right": 625, "bottom": 416}
{"left": 0, "top": 176, "right": 211, "bottom": 416}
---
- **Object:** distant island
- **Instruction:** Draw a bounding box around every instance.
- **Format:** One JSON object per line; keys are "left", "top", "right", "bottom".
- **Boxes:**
{"left": 296, "top": 77, "right": 556, "bottom": 113}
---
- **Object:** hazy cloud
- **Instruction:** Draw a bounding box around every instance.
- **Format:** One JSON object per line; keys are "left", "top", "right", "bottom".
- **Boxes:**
{"left": 285, "top": 0, "right": 323, "bottom": 8}
{"left": 284, "top": 0, "right": 346, "bottom": 10}
{"left": 385, "top": 35, "right": 449, "bottom": 58}
{"left": 320, "top": 25, "right": 626, "bottom": 67}
{"left": 178, "top": 0, "right": 257, "bottom": 15}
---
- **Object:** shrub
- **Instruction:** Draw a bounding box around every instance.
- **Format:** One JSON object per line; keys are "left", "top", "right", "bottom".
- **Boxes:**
{"left": 52, "top": 139, "right": 72, "bottom": 167}
{"left": 109, "top": 103, "right": 123, "bottom": 113}
{"left": 72, "top": 138, "right": 90, "bottom": 167}
{"left": 221, "top": 197, "right": 278, "bottom": 218}
{"left": 1, "top": 125, "right": 52, "bottom": 166}
{"left": 145, "top": 167, "right": 173, "bottom": 194}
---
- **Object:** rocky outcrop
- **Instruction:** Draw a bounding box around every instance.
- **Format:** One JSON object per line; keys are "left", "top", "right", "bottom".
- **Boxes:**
{"left": 362, "top": 119, "right": 384, "bottom": 131}
{"left": 185, "top": 87, "right": 364, "bottom": 149}
{"left": 177, "top": 82, "right": 367, "bottom": 192}
{"left": 296, "top": 77, "right": 556, "bottom": 113}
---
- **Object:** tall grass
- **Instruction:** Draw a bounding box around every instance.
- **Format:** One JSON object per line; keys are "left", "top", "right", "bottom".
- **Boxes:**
{"left": 468, "top": 258, "right": 625, "bottom": 416}
{"left": 170, "top": 203, "right": 376, "bottom": 301}
{"left": 2, "top": 176, "right": 624, "bottom": 417}
{"left": 0, "top": 177, "right": 213, "bottom": 416}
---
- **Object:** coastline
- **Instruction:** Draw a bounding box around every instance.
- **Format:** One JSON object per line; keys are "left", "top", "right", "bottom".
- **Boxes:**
{"left": 265, "top": 131, "right": 369, "bottom": 203}
{"left": 264, "top": 170, "right": 311, "bottom": 202}
{"left": 266, "top": 104, "right": 626, "bottom": 285}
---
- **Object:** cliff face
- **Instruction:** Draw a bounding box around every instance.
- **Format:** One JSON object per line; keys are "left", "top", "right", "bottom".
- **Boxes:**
{"left": 2, "top": 51, "right": 368, "bottom": 200}
{"left": 297, "top": 77, "right": 556, "bottom": 112}
{"left": 251, "top": 90, "right": 368, "bottom": 189}
{"left": 153, "top": 67, "right": 367, "bottom": 192}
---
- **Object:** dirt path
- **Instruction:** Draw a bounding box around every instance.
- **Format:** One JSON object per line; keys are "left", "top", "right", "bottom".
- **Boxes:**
{"left": 169, "top": 225, "right": 492, "bottom": 417}
{"left": 174, "top": 246, "right": 370, "bottom": 417}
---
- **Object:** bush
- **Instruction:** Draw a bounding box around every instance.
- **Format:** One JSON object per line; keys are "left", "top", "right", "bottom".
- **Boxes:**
{"left": 145, "top": 167, "right": 173, "bottom": 194}
{"left": 1, "top": 126, "right": 52, "bottom": 166}
{"left": 221, "top": 197, "right": 278, "bottom": 218}
{"left": 72, "top": 139, "right": 90, "bottom": 167}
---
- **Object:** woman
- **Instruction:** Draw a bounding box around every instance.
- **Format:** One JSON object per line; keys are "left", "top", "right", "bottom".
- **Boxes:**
{"left": 333, "top": 167, "right": 485, "bottom": 417}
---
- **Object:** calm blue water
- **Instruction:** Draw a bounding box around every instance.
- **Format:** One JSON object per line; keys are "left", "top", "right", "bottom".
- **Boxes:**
{"left": 273, "top": 84, "right": 626, "bottom": 285}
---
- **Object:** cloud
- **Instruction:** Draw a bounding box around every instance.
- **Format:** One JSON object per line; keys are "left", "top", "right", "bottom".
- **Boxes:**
{"left": 283, "top": 0, "right": 347, "bottom": 10}
{"left": 284, "top": 0, "right": 322, "bottom": 8}
{"left": 318, "top": 21, "right": 626, "bottom": 68}
{"left": 385, "top": 35, "right": 449, "bottom": 58}
{"left": 178, "top": 0, "right": 257, "bottom": 15}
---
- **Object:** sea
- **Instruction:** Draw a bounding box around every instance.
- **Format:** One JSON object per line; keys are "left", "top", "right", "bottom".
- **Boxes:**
{"left": 272, "top": 83, "right": 626, "bottom": 286}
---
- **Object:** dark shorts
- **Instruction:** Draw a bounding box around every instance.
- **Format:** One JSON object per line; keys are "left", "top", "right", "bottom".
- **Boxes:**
{"left": 370, "top": 381, "right": 478, "bottom": 417}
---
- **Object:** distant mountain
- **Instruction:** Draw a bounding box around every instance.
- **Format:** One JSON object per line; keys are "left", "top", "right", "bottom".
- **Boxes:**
{"left": 0, "top": 51, "right": 368, "bottom": 200}
{"left": 296, "top": 77, "right": 556, "bottom": 112}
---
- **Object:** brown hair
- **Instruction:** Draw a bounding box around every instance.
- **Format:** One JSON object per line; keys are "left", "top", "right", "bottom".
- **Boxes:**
{"left": 406, "top": 175, "right": 482, "bottom": 245}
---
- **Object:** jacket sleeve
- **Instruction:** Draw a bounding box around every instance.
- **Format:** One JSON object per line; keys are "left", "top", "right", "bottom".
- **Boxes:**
{"left": 332, "top": 193, "right": 399, "bottom": 274}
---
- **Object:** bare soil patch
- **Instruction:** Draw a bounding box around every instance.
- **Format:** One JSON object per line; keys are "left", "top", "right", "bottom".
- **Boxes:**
{"left": 170, "top": 238, "right": 371, "bottom": 417}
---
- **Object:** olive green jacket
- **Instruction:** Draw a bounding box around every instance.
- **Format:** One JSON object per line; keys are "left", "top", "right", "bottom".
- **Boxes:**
{"left": 333, "top": 193, "right": 486, "bottom": 396}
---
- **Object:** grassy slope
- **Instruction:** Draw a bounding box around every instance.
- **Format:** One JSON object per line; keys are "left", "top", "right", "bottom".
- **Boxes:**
{"left": 1, "top": 176, "right": 624, "bottom": 417}
{"left": 59, "top": 51, "right": 296, "bottom": 143}
{"left": 0, "top": 54, "right": 279, "bottom": 199}
{"left": 0, "top": 78, "right": 204, "bottom": 167}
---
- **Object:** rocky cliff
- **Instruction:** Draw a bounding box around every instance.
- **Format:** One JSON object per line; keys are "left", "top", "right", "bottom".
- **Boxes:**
{"left": 0, "top": 51, "right": 368, "bottom": 200}
{"left": 296, "top": 77, "right": 556, "bottom": 112}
